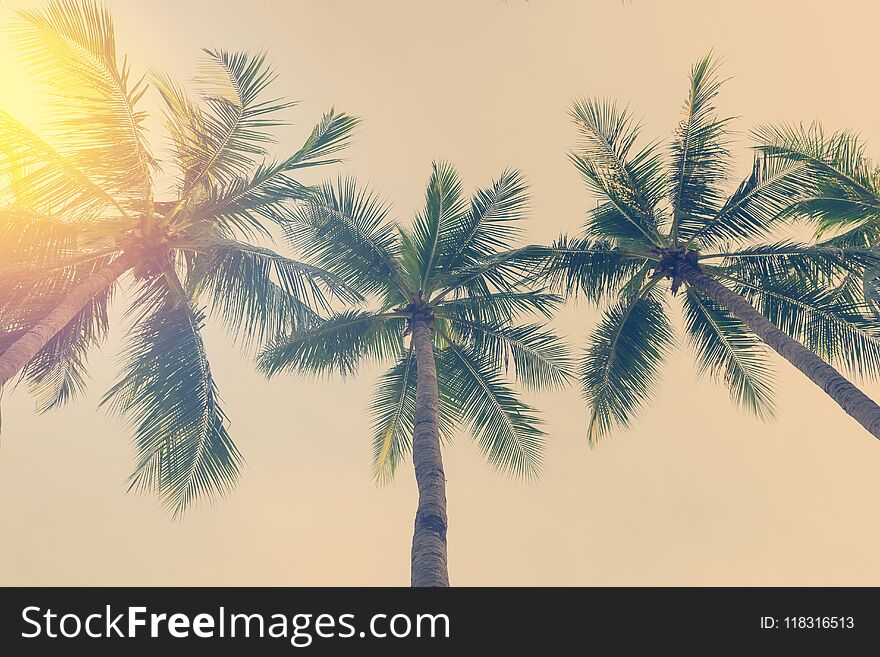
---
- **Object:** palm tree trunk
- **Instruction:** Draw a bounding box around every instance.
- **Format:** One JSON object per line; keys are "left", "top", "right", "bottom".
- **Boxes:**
{"left": 0, "top": 251, "right": 138, "bottom": 389}
{"left": 681, "top": 262, "right": 880, "bottom": 439}
{"left": 409, "top": 316, "right": 450, "bottom": 587}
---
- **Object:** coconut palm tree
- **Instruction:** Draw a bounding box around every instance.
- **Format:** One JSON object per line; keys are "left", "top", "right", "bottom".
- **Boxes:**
{"left": 541, "top": 54, "right": 880, "bottom": 443}
{"left": 0, "top": 0, "right": 358, "bottom": 514}
{"left": 258, "top": 163, "right": 573, "bottom": 586}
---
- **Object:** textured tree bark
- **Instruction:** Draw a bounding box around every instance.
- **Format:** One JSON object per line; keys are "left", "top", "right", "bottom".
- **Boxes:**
{"left": 0, "top": 251, "right": 138, "bottom": 389}
{"left": 682, "top": 262, "right": 880, "bottom": 439}
{"left": 409, "top": 316, "right": 450, "bottom": 587}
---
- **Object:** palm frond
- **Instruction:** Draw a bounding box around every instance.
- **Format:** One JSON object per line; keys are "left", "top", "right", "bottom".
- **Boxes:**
{"left": 443, "top": 318, "right": 574, "bottom": 390}
{"left": 437, "top": 168, "right": 529, "bottom": 277}
{"left": 12, "top": 0, "right": 154, "bottom": 202}
{"left": 669, "top": 53, "right": 732, "bottom": 241}
{"left": 258, "top": 310, "right": 404, "bottom": 377}
{"left": 101, "top": 277, "right": 242, "bottom": 517}
{"left": 283, "top": 108, "right": 359, "bottom": 171}
{"left": 370, "top": 345, "right": 418, "bottom": 484}
{"left": 284, "top": 177, "right": 404, "bottom": 297}
{"left": 433, "top": 244, "right": 549, "bottom": 299}
{"left": 166, "top": 48, "right": 289, "bottom": 210}
{"left": 568, "top": 97, "right": 664, "bottom": 245}
{"left": 705, "top": 241, "right": 880, "bottom": 287}
{"left": 184, "top": 238, "right": 356, "bottom": 351}
{"left": 720, "top": 272, "right": 880, "bottom": 379}
{"left": 683, "top": 153, "right": 818, "bottom": 249}
{"left": 682, "top": 287, "right": 774, "bottom": 419}
{"left": 580, "top": 286, "right": 672, "bottom": 443}
{"left": 20, "top": 284, "right": 111, "bottom": 413}
{"left": 409, "top": 161, "right": 468, "bottom": 292}
{"left": 440, "top": 340, "right": 545, "bottom": 477}
{"left": 435, "top": 290, "right": 561, "bottom": 324}
{"left": 539, "top": 235, "right": 648, "bottom": 303}
{"left": 192, "top": 161, "right": 312, "bottom": 240}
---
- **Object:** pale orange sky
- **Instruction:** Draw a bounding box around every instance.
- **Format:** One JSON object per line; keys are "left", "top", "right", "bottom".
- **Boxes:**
{"left": 3, "top": 0, "right": 880, "bottom": 586}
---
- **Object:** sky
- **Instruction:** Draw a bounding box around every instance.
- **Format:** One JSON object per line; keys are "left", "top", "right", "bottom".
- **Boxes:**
{"left": 2, "top": 0, "right": 880, "bottom": 586}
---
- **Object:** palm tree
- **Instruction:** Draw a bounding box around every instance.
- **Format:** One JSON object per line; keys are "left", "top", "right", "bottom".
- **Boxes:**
{"left": 542, "top": 54, "right": 880, "bottom": 443}
{"left": 0, "top": 0, "right": 358, "bottom": 514}
{"left": 258, "top": 164, "right": 573, "bottom": 586}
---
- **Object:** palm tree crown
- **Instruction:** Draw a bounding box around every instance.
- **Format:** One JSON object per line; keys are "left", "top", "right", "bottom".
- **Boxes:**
{"left": 258, "top": 162, "right": 573, "bottom": 584}
{"left": 0, "top": 0, "right": 358, "bottom": 514}
{"left": 544, "top": 54, "right": 880, "bottom": 442}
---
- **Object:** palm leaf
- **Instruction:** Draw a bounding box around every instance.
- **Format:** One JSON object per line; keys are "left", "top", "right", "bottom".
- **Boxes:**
{"left": 682, "top": 287, "right": 774, "bottom": 419}
{"left": 720, "top": 272, "right": 880, "bottom": 379}
{"left": 101, "top": 277, "right": 242, "bottom": 517}
{"left": 284, "top": 177, "right": 404, "bottom": 297}
{"left": 409, "top": 161, "right": 468, "bottom": 292}
{"left": 258, "top": 310, "right": 404, "bottom": 377}
{"left": 539, "top": 235, "right": 648, "bottom": 303}
{"left": 669, "top": 53, "right": 732, "bottom": 241}
{"left": 12, "top": 0, "right": 154, "bottom": 201}
{"left": 580, "top": 286, "right": 673, "bottom": 443}
{"left": 440, "top": 340, "right": 545, "bottom": 477}
{"left": 443, "top": 317, "right": 573, "bottom": 390}
{"left": 568, "top": 98, "right": 664, "bottom": 245}
{"left": 683, "top": 153, "right": 818, "bottom": 249}
{"left": 184, "top": 238, "right": 355, "bottom": 351}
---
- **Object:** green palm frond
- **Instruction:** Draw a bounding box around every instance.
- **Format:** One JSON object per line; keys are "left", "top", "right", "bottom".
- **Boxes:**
{"left": 437, "top": 168, "right": 529, "bottom": 276}
{"left": 669, "top": 53, "right": 732, "bottom": 241}
{"left": 440, "top": 340, "right": 545, "bottom": 478}
{"left": 755, "top": 123, "right": 880, "bottom": 227}
{"left": 682, "top": 287, "right": 774, "bottom": 419}
{"left": 704, "top": 241, "right": 880, "bottom": 287}
{"left": 370, "top": 345, "right": 417, "bottom": 484}
{"left": 409, "top": 161, "right": 468, "bottom": 292}
{"left": 165, "top": 48, "right": 289, "bottom": 211}
{"left": 258, "top": 310, "right": 405, "bottom": 378}
{"left": 184, "top": 239, "right": 356, "bottom": 351}
{"left": 20, "top": 285, "right": 111, "bottom": 413}
{"left": 539, "top": 235, "right": 648, "bottom": 303}
{"left": 581, "top": 286, "right": 673, "bottom": 444}
{"left": 722, "top": 272, "right": 880, "bottom": 379}
{"left": 683, "top": 153, "right": 818, "bottom": 249}
{"left": 192, "top": 160, "right": 313, "bottom": 240}
{"left": 568, "top": 98, "right": 664, "bottom": 244}
{"left": 101, "top": 278, "right": 242, "bottom": 517}
{"left": 285, "top": 177, "right": 404, "bottom": 297}
{"left": 284, "top": 108, "right": 360, "bottom": 171}
{"left": 443, "top": 317, "right": 573, "bottom": 390}
{"left": 434, "top": 290, "right": 561, "bottom": 324}
{"left": 192, "top": 110, "right": 359, "bottom": 239}
{"left": 433, "top": 244, "right": 549, "bottom": 299}
{"left": 11, "top": 0, "right": 154, "bottom": 201}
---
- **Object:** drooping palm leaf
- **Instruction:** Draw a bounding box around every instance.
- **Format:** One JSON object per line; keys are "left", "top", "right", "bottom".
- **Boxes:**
{"left": 580, "top": 286, "right": 673, "bottom": 443}
{"left": 440, "top": 339, "right": 545, "bottom": 478}
{"left": 101, "top": 278, "right": 242, "bottom": 516}
{"left": 682, "top": 287, "right": 775, "bottom": 419}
